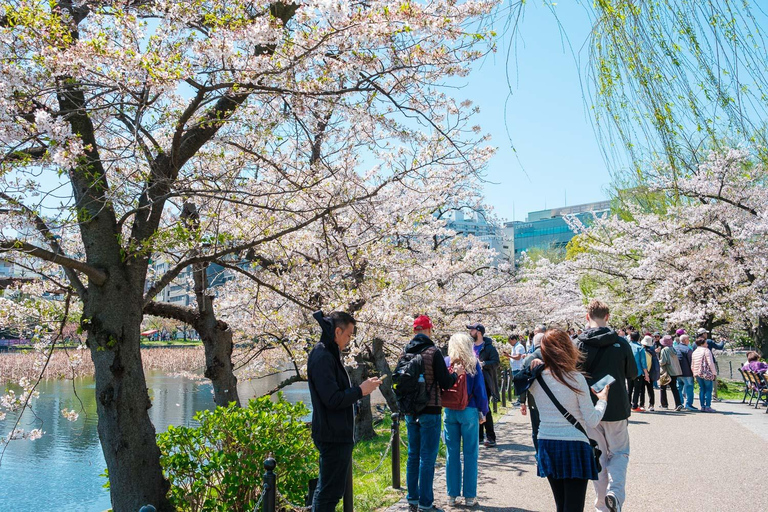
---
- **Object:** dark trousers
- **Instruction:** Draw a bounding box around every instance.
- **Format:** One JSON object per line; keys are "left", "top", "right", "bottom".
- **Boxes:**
{"left": 479, "top": 410, "right": 496, "bottom": 443}
{"left": 637, "top": 378, "right": 654, "bottom": 408}
{"left": 631, "top": 377, "right": 651, "bottom": 408}
{"left": 660, "top": 376, "right": 681, "bottom": 408}
{"left": 529, "top": 404, "right": 540, "bottom": 453}
{"left": 546, "top": 477, "right": 589, "bottom": 512}
{"left": 312, "top": 441, "right": 354, "bottom": 512}
{"left": 626, "top": 377, "right": 636, "bottom": 405}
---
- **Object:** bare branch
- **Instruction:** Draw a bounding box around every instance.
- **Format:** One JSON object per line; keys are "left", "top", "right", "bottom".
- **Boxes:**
{"left": 0, "top": 240, "right": 106, "bottom": 286}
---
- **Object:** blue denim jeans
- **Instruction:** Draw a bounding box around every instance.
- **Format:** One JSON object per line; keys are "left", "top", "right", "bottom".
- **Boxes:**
{"left": 406, "top": 413, "right": 442, "bottom": 510}
{"left": 677, "top": 376, "right": 695, "bottom": 408}
{"left": 444, "top": 407, "right": 480, "bottom": 499}
{"left": 697, "top": 377, "right": 713, "bottom": 408}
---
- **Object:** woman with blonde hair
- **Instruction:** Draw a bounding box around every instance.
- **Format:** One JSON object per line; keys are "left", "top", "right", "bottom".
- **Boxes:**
{"left": 528, "top": 329, "right": 610, "bottom": 512}
{"left": 443, "top": 332, "right": 489, "bottom": 507}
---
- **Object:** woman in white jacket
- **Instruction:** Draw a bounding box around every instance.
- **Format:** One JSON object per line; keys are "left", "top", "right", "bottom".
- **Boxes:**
{"left": 528, "top": 329, "right": 610, "bottom": 512}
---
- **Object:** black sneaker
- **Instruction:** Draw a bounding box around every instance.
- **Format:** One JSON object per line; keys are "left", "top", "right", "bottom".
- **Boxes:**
{"left": 484, "top": 440, "right": 496, "bottom": 447}
{"left": 605, "top": 493, "right": 621, "bottom": 512}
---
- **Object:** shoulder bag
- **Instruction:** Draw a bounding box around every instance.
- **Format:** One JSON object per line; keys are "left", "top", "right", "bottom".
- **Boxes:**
{"left": 700, "top": 352, "right": 716, "bottom": 381}
{"left": 535, "top": 374, "right": 603, "bottom": 472}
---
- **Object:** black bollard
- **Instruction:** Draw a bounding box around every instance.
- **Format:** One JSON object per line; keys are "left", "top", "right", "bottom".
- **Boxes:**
{"left": 263, "top": 457, "right": 277, "bottom": 512}
{"left": 343, "top": 459, "right": 354, "bottom": 512}
{"left": 391, "top": 413, "right": 401, "bottom": 489}
{"left": 493, "top": 397, "right": 498, "bottom": 414}
{"left": 508, "top": 370, "right": 513, "bottom": 401}
{"left": 501, "top": 371, "right": 507, "bottom": 408}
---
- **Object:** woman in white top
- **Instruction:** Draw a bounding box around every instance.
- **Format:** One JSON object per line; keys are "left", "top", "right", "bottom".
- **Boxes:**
{"left": 528, "top": 329, "right": 610, "bottom": 512}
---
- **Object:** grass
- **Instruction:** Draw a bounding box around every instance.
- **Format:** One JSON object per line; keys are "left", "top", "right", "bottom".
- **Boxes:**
{"left": 349, "top": 402, "right": 513, "bottom": 512}
{"left": 693, "top": 377, "right": 749, "bottom": 401}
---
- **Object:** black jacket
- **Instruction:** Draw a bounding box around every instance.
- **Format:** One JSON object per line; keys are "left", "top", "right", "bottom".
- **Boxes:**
{"left": 404, "top": 333, "right": 457, "bottom": 415}
{"left": 307, "top": 311, "right": 362, "bottom": 444}
{"left": 477, "top": 336, "right": 500, "bottom": 400}
{"left": 576, "top": 327, "right": 637, "bottom": 422}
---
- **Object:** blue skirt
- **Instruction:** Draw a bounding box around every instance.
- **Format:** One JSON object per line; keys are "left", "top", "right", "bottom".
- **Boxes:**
{"left": 536, "top": 439, "right": 599, "bottom": 480}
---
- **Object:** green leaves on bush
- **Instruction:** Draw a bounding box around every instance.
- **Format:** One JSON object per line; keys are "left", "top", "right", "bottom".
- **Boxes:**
{"left": 157, "top": 395, "right": 318, "bottom": 512}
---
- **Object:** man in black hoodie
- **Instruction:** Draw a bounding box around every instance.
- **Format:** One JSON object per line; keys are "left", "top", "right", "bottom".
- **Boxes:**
{"left": 404, "top": 315, "right": 464, "bottom": 512}
{"left": 467, "top": 323, "right": 500, "bottom": 447}
{"left": 308, "top": 311, "right": 381, "bottom": 512}
{"left": 575, "top": 300, "right": 637, "bottom": 512}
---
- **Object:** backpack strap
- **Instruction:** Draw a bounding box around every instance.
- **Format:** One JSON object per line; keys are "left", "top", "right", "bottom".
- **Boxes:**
{"left": 535, "top": 374, "right": 590, "bottom": 440}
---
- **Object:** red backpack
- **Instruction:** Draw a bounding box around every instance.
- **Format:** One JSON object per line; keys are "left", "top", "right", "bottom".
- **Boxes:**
{"left": 441, "top": 363, "right": 468, "bottom": 410}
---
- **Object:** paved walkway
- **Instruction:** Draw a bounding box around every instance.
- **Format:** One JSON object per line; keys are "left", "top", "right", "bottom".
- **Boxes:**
{"left": 386, "top": 398, "right": 768, "bottom": 511}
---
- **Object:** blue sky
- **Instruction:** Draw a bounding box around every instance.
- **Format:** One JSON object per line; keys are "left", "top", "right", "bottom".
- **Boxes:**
{"left": 459, "top": 2, "right": 617, "bottom": 223}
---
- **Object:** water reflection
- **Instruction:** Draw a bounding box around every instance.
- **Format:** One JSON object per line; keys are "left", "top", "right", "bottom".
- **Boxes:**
{"left": 0, "top": 369, "right": 317, "bottom": 512}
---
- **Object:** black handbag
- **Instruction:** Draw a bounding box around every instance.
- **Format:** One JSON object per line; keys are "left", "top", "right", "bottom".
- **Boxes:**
{"left": 535, "top": 375, "right": 603, "bottom": 473}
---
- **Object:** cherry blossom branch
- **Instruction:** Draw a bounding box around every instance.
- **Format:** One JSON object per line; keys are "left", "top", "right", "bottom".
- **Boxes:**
{"left": 0, "top": 241, "right": 106, "bottom": 286}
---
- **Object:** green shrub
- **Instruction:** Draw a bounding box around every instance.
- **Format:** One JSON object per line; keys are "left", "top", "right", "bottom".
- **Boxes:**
{"left": 157, "top": 395, "right": 318, "bottom": 512}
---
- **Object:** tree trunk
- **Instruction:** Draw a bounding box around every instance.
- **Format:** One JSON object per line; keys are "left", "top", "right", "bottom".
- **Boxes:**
{"left": 85, "top": 283, "right": 171, "bottom": 512}
{"left": 370, "top": 338, "right": 399, "bottom": 412}
{"left": 348, "top": 354, "right": 376, "bottom": 441}
{"left": 754, "top": 315, "right": 768, "bottom": 357}
{"left": 197, "top": 309, "right": 240, "bottom": 407}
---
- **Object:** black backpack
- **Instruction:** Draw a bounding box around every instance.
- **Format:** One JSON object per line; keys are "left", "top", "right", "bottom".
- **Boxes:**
{"left": 392, "top": 350, "right": 433, "bottom": 415}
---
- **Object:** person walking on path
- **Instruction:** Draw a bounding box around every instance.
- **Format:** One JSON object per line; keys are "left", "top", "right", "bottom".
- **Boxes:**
{"left": 637, "top": 336, "right": 659, "bottom": 411}
{"left": 468, "top": 323, "right": 500, "bottom": 447}
{"left": 527, "top": 329, "right": 610, "bottom": 512}
{"left": 575, "top": 300, "right": 637, "bottom": 512}
{"left": 674, "top": 334, "right": 696, "bottom": 410}
{"left": 403, "top": 315, "right": 464, "bottom": 512}
{"left": 692, "top": 336, "right": 718, "bottom": 413}
{"left": 307, "top": 311, "right": 382, "bottom": 512}
{"left": 658, "top": 335, "right": 683, "bottom": 410}
{"left": 509, "top": 334, "right": 526, "bottom": 406}
{"left": 443, "top": 332, "right": 489, "bottom": 508}
{"left": 627, "top": 332, "right": 649, "bottom": 412}
{"left": 515, "top": 333, "right": 544, "bottom": 453}
{"left": 696, "top": 328, "right": 726, "bottom": 401}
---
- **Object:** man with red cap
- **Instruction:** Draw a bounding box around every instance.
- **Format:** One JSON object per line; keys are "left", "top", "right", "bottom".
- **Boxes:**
{"left": 403, "top": 314, "right": 464, "bottom": 512}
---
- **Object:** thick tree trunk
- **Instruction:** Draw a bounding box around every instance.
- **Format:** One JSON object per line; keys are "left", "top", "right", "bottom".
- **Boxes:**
{"left": 85, "top": 284, "right": 171, "bottom": 512}
{"left": 754, "top": 315, "right": 768, "bottom": 357}
{"left": 348, "top": 354, "right": 376, "bottom": 441}
{"left": 370, "top": 338, "right": 399, "bottom": 413}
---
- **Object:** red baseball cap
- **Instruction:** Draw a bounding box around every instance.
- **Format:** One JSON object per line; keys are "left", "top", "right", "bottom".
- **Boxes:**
{"left": 413, "top": 315, "right": 433, "bottom": 330}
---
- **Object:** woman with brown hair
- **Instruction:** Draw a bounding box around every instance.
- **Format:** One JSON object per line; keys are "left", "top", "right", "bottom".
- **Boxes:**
{"left": 528, "top": 329, "right": 610, "bottom": 512}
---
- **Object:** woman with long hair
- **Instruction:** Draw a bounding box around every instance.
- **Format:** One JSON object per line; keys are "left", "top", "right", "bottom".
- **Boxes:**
{"left": 528, "top": 329, "right": 610, "bottom": 512}
{"left": 443, "top": 332, "right": 489, "bottom": 507}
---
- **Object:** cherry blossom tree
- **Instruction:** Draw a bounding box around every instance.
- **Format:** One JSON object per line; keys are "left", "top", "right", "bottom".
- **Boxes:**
{"left": 0, "top": 0, "right": 497, "bottom": 508}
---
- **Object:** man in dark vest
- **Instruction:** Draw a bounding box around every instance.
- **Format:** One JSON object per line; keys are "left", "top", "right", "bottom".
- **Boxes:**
{"left": 308, "top": 311, "right": 381, "bottom": 512}
{"left": 467, "top": 323, "right": 500, "bottom": 447}
{"left": 404, "top": 315, "right": 464, "bottom": 512}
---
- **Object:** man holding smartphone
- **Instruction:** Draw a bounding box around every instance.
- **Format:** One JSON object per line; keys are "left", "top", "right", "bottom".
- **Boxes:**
{"left": 575, "top": 300, "right": 637, "bottom": 512}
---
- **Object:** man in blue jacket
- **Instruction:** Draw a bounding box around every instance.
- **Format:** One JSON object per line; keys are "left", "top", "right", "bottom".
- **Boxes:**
{"left": 308, "top": 311, "right": 381, "bottom": 512}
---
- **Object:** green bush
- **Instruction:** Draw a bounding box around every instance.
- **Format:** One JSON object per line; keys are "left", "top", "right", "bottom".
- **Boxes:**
{"left": 157, "top": 395, "right": 318, "bottom": 512}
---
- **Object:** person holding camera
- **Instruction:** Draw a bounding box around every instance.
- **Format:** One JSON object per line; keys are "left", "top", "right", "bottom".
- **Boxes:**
{"left": 527, "top": 329, "right": 610, "bottom": 512}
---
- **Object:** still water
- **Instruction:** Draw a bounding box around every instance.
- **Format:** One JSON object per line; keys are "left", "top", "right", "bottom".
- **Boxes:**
{"left": 0, "top": 370, "right": 315, "bottom": 512}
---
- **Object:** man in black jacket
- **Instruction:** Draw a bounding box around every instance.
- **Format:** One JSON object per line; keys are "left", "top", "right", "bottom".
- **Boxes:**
{"left": 575, "top": 300, "right": 637, "bottom": 512}
{"left": 468, "top": 323, "right": 499, "bottom": 447}
{"left": 308, "top": 311, "right": 381, "bottom": 512}
{"left": 404, "top": 315, "right": 463, "bottom": 512}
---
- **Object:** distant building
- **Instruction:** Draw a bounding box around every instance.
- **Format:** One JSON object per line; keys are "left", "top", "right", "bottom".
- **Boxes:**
{"left": 504, "top": 200, "right": 611, "bottom": 261}
{"left": 444, "top": 209, "right": 512, "bottom": 264}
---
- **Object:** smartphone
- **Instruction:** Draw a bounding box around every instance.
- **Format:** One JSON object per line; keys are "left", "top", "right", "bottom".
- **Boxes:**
{"left": 378, "top": 374, "right": 389, "bottom": 381}
{"left": 590, "top": 374, "right": 616, "bottom": 393}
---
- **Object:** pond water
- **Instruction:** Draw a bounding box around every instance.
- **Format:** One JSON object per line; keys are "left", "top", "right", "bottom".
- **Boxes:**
{"left": 0, "top": 369, "right": 317, "bottom": 512}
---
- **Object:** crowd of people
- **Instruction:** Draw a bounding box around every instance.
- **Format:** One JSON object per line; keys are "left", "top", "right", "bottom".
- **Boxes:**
{"left": 304, "top": 302, "right": 760, "bottom": 512}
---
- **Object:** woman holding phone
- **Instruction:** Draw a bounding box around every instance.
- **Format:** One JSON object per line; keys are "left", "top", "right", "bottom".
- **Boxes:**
{"left": 528, "top": 329, "right": 610, "bottom": 512}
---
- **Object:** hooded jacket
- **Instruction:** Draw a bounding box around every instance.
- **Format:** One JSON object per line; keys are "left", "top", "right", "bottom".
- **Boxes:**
{"left": 576, "top": 326, "right": 637, "bottom": 422}
{"left": 307, "top": 311, "right": 362, "bottom": 444}
{"left": 404, "top": 333, "right": 457, "bottom": 415}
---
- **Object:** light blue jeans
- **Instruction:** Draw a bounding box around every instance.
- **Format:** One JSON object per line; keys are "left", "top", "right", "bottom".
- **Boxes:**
{"left": 677, "top": 376, "right": 695, "bottom": 408}
{"left": 444, "top": 407, "right": 480, "bottom": 499}
{"left": 406, "top": 413, "right": 442, "bottom": 510}
{"left": 697, "top": 377, "right": 713, "bottom": 408}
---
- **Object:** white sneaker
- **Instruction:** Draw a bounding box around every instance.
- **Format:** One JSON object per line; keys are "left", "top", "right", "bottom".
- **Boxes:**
{"left": 447, "top": 496, "right": 459, "bottom": 506}
{"left": 605, "top": 493, "right": 621, "bottom": 512}
{"left": 465, "top": 497, "right": 478, "bottom": 507}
